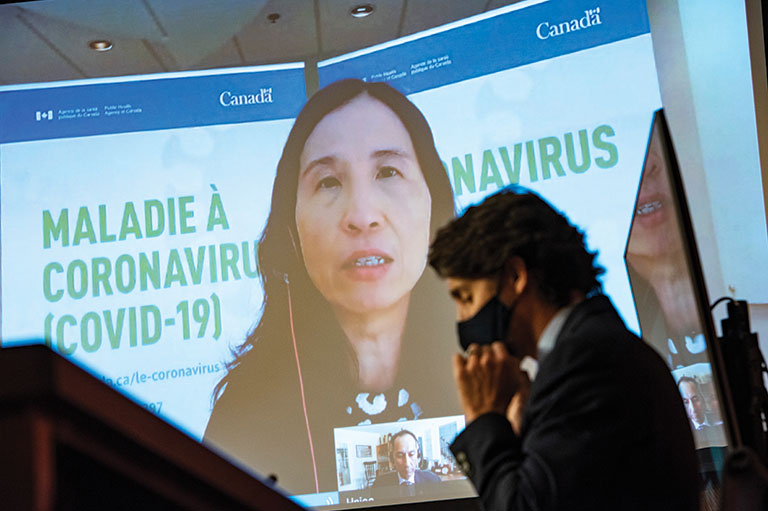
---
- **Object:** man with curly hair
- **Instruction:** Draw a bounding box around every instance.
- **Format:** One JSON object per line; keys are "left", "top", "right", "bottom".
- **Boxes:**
{"left": 428, "top": 187, "right": 699, "bottom": 511}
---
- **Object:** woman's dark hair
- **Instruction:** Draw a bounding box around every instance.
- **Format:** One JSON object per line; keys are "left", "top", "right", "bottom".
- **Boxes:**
{"left": 213, "top": 79, "right": 455, "bottom": 401}
{"left": 429, "top": 186, "right": 604, "bottom": 307}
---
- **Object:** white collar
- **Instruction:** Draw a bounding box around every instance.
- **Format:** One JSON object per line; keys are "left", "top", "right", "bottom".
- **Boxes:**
{"left": 692, "top": 418, "right": 710, "bottom": 430}
{"left": 398, "top": 473, "right": 415, "bottom": 485}
{"left": 538, "top": 304, "right": 574, "bottom": 359}
{"left": 521, "top": 305, "right": 575, "bottom": 381}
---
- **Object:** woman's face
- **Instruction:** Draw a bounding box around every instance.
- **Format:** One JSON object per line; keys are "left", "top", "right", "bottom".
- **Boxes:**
{"left": 295, "top": 94, "right": 432, "bottom": 315}
{"left": 627, "top": 123, "right": 681, "bottom": 260}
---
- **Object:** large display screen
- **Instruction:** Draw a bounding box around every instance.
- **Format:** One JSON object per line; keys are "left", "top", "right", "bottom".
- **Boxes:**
{"left": 0, "top": 63, "right": 306, "bottom": 439}
{"left": 0, "top": 0, "right": 678, "bottom": 509}
{"left": 319, "top": 0, "right": 657, "bottom": 331}
{"left": 626, "top": 110, "right": 731, "bottom": 509}
{"left": 307, "top": 0, "right": 661, "bottom": 507}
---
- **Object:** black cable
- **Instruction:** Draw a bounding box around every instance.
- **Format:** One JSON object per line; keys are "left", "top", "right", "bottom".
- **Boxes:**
{"left": 711, "top": 296, "right": 735, "bottom": 311}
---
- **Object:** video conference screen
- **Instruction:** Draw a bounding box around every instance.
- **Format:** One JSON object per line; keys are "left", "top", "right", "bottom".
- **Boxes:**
{"left": 0, "top": 0, "right": 712, "bottom": 509}
{"left": 626, "top": 110, "right": 730, "bottom": 507}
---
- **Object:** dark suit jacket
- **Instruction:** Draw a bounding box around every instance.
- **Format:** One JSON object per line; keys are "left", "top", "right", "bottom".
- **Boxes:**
{"left": 372, "top": 470, "right": 441, "bottom": 488}
{"left": 451, "top": 296, "right": 700, "bottom": 511}
{"left": 371, "top": 469, "right": 441, "bottom": 501}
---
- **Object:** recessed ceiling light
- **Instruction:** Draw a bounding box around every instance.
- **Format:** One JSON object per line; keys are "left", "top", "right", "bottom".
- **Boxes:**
{"left": 88, "top": 40, "right": 113, "bottom": 52}
{"left": 350, "top": 4, "right": 374, "bottom": 18}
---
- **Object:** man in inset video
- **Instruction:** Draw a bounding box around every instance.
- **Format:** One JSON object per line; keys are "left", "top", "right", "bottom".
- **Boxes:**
{"left": 678, "top": 376, "right": 709, "bottom": 429}
{"left": 372, "top": 430, "right": 440, "bottom": 497}
{"left": 678, "top": 375, "right": 726, "bottom": 448}
{"left": 428, "top": 187, "right": 700, "bottom": 511}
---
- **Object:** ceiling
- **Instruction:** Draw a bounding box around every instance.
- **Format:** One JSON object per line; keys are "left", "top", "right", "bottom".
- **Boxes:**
{"left": 0, "top": 0, "right": 524, "bottom": 86}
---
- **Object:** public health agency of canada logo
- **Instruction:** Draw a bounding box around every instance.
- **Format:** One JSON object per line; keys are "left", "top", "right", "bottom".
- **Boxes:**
{"left": 36, "top": 110, "right": 54, "bottom": 121}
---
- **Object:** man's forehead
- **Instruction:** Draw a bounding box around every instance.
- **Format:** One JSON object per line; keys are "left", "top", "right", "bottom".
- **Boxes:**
{"left": 394, "top": 435, "right": 417, "bottom": 450}
{"left": 680, "top": 381, "right": 698, "bottom": 396}
{"left": 446, "top": 277, "right": 496, "bottom": 295}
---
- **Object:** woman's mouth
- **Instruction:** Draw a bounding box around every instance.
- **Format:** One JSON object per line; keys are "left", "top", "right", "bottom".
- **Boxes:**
{"left": 632, "top": 195, "right": 669, "bottom": 231}
{"left": 342, "top": 253, "right": 393, "bottom": 280}
{"left": 343, "top": 252, "right": 393, "bottom": 269}
{"left": 636, "top": 199, "right": 662, "bottom": 216}
{"left": 354, "top": 255, "right": 388, "bottom": 267}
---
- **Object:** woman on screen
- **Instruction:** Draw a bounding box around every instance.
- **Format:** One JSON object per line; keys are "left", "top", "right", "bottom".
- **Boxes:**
{"left": 626, "top": 119, "right": 707, "bottom": 370}
{"left": 628, "top": 115, "right": 727, "bottom": 511}
{"left": 203, "top": 79, "right": 459, "bottom": 494}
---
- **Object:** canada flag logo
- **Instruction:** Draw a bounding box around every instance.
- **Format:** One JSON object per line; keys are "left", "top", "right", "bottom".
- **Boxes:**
{"left": 36, "top": 110, "right": 54, "bottom": 121}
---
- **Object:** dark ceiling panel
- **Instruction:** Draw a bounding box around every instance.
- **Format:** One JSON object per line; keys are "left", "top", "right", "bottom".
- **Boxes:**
{"left": 145, "top": 0, "right": 269, "bottom": 67}
{"left": 400, "top": 0, "right": 488, "bottom": 36}
{"left": 194, "top": 37, "right": 245, "bottom": 71}
{"left": 17, "top": 0, "right": 163, "bottom": 39}
{"left": 0, "top": 6, "right": 84, "bottom": 84}
{"left": 318, "top": 0, "right": 404, "bottom": 56}
{"left": 0, "top": 0, "right": 514, "bottom": 85}
{"left": 19, "top": 9, "right": 167, "bottom": 79}
{"left": 234, "top": 0, "right": 317, "bottom": 65}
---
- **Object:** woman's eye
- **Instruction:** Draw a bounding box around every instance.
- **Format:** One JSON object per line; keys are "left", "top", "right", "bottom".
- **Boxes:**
{"left": 317, "top": 176, "right": 341, "bottom": 189}
{"left": 376, "top": 166, "right": 401, "bottom": 179}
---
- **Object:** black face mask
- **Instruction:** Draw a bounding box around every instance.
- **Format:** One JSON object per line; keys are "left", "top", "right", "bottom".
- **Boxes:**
{"left": 457, "top": 294, "right": 516, "bottom": 352}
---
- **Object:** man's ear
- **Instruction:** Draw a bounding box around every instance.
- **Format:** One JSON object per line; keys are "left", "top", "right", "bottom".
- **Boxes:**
{"left": 500, "top": 256, "right": 528, "bottom": 303}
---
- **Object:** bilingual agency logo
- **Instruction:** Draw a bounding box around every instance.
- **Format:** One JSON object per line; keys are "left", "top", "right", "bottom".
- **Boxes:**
{"left": 218, "top": 87, "right": 274, "bottom": 107}
{"left": 36, "top": 110, "right": 54, "bottom": 121}
{"left": 536, "top": 7, "right": 602, "bottom": 40}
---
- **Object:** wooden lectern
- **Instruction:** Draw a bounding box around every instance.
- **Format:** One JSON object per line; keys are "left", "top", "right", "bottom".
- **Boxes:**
{"left": 0, "top": 344, "right": 305, "bottom": 510}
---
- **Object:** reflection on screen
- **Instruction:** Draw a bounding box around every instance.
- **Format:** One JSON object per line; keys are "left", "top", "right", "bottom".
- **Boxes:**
{"left": 625, "top": 110, "right": 730, "bottom": 508}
